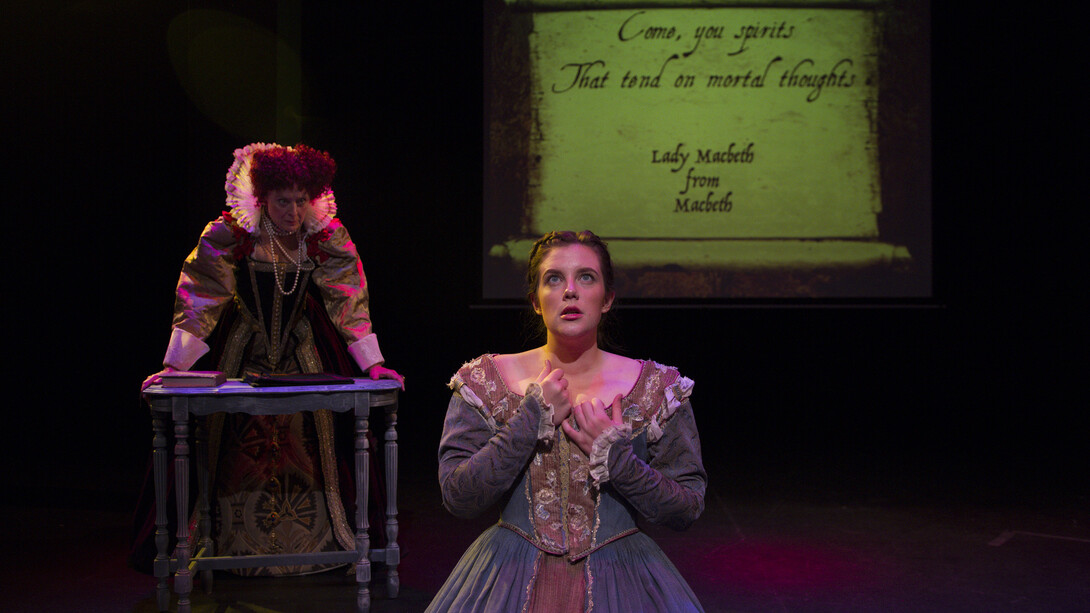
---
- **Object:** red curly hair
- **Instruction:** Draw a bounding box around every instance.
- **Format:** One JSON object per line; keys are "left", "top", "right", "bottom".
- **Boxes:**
{"left": 250, "top": 144, "right": 337, "bottom": 201}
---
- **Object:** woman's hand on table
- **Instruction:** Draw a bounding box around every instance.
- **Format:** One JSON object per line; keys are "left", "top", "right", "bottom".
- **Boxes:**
{"left": 141, "top": 366, "right": 178, "bottom": 391}
{"left": 368, "top": 364, "right": 405, "bottom": 390}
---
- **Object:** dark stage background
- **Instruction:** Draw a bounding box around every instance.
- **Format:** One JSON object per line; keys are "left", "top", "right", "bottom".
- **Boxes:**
{"left": 2, "top": 0, "right": 1082, "bottom": 527}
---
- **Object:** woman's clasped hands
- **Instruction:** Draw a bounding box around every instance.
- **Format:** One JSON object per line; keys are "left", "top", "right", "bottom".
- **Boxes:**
{"left": 533, "top": 360, "right": 623, "bottom": 456}
{"left": 563, "top": 394, "right": 624, "bottom": 456}
{"left": 534, "top": 360, "right": 572, "bottom": 427}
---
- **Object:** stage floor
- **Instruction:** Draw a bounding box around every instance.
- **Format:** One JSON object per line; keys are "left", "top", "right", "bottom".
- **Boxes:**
{"left": 3, "top": 465, "right": 1087, "bottom": 613}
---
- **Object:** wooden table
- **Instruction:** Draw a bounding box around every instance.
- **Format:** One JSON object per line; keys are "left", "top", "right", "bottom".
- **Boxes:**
{"left": 143, "top": 378, "right": 401, "bottom": 613}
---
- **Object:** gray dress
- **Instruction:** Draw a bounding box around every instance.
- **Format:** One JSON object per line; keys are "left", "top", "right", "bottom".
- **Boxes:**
{"left": 427, "top": 355, "right": 707, "bottom": 612}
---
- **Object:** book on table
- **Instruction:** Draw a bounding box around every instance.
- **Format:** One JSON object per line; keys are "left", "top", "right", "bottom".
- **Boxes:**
{"left": 159, "top": 371, "right": 227, "bottom": 388}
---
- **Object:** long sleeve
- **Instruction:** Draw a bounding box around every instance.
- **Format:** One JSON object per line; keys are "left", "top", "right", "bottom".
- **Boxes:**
{"left": 437, "top": 391, "right": 546, "bottom": 519}
{"left": 308, "top": 220, "right": 384, "bottom": 371}
{"left": 604, "top": 399, "right": 707, "bottom": 530}
{"left": 166, "top": 218, "right": 240, "bottom": 368}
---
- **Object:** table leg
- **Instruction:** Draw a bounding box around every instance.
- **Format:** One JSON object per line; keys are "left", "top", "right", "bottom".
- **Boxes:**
{"left": 384, "top": 403, "right": 400, "bottom": 597}
{"left": 151, "top": 412, "right": 170, "bottom": 612}
{"left": 173, "top": 401, "right": 193, "bottom": 613}
{"left": 355, "top": 406, "right": 371, "bottom": 613}
{"left": 196, "top": 417, "right": 214, "bottom": 593}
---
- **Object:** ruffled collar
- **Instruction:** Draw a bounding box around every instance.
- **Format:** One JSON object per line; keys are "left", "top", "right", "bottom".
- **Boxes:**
{"left": 223, "top": 142, "right": 338, "bottom": 237}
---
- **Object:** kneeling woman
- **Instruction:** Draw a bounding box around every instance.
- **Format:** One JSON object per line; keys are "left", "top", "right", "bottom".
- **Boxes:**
{"left": 428, "top": 230, "right": 706, "bottom": 612}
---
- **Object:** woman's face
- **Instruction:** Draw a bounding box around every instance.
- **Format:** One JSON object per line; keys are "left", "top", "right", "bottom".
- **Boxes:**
{"left": 263, "top": 186, "right": 310, "bottom": 233}
{"left": 533, "top": 243, "right": 614, "bottom": 340}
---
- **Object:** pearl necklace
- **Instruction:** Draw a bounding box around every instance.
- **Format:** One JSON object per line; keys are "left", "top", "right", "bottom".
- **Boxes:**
{"left": 262, "top": 215, "right": 305, "bottom": 295}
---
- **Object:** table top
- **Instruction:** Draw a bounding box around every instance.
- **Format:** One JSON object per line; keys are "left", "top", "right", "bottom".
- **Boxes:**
{"left": 143, "top": 378, "right": 401, "bottom": 397}
{"left": 143, "top": 378, "right": 401, "bottom": 416}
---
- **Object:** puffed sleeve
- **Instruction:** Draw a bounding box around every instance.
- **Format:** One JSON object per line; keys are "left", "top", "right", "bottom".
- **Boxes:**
{"left": 599, "top": 386, "right": 706, "bottom": 531}
{"left": 437, "top": 382, "right": 547, "bottom": 519}
{"left": 308, "top": 220, "right": 385, "bottom": 371}
{"left": 165, "top": 218, "right": 239, "bottom": 369}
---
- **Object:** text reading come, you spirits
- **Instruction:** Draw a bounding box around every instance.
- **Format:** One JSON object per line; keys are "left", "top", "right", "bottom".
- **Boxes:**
{"left": 550, "top": 11, "right": 857, "bottom": 103}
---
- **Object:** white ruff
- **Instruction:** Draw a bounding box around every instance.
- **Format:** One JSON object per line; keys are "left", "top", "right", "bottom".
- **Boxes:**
{"left": 223, "top": 142, "right": 338, "bottom": 236}
{"left": 305, "top": 189, "right": 337, "bottom": 234}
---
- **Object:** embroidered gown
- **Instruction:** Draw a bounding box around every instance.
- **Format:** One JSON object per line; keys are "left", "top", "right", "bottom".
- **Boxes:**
{"left": 165, "top": 213, "right": 385, "bottom": 575}
{"left": 427, "top": 354, "right": 707, "bottom": 612}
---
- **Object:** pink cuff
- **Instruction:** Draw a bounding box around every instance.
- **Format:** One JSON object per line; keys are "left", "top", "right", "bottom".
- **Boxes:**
{"left": 163, "top": 327, "right": 209, "bottom": 371}
{"left": 347, "top": 334, "right": 385, "bottom": 372}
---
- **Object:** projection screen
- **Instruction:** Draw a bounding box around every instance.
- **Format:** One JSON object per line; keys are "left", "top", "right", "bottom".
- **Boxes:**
{"left": 483, "top": 0, "right": 928, "bottom": 300}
